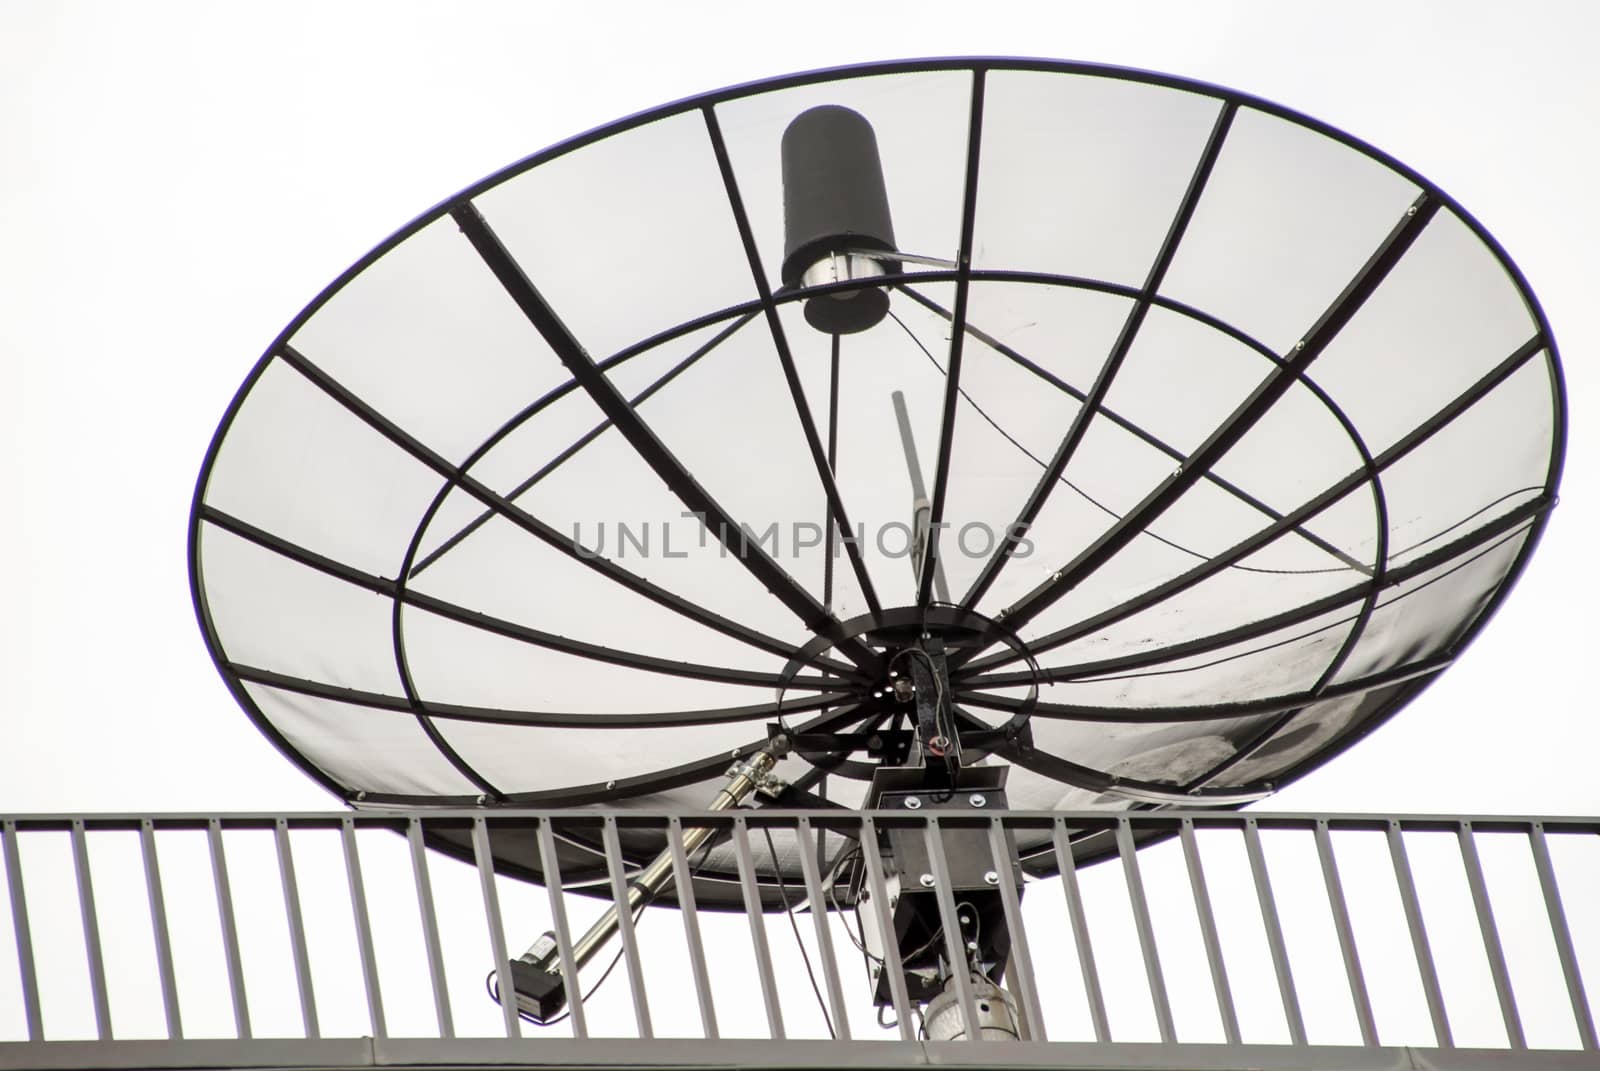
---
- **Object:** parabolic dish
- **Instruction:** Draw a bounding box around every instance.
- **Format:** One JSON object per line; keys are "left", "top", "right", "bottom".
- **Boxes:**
{"left": 191, "top": 58, "right": 1564, "bottom": 907}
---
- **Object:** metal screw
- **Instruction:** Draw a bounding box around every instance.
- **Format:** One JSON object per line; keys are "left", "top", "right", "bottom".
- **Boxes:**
{"left": 983, "top": 870, "right": 1000, "bottom": 886}
{"left": 919, "top": 873, "right": 936, "bottom": 888}
{"left": 355, "top": 790, "right": 366, "bottom": 801}
{"left": 605, "top": 780, "right": 616, "bottom": 790}
{"left": 476, "top": 794, "right": 488, "bottom": 805}
{"left": 968, "top": 793, "right": 986, "bottom": 808}
{"left": 967, "top": 940, "right": 979, "bottom": 952}
{"left": 904, "top": 796, "right": 922, "bottom": 810}
{"left": 1295, "top": 339, "right": 1306, "bottom": 351}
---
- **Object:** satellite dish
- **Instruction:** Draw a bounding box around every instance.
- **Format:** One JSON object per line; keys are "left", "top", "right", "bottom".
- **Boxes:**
{"left": 190, "top": 58, "right": 1564, "bottom": 918}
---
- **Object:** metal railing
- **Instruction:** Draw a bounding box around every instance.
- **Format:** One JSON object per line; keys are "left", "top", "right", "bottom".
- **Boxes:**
{"left": 1, "top": 808, "right": 1597, "bottom": 1070}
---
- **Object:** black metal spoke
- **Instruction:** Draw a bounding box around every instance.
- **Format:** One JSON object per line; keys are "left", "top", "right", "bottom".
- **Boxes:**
{"left": 409, "top": 310, "right": 760, "bottom": 579}
{"left": 962, "top": 101, "right": 1238, "bottom": 610}
{"left": 975, "top": 712, "right": 1271, "bottom": 806}
{"left": 957, "top": 654, "right": 1449, "bottom": 724}
{"left": 228, "top": 663, "right": 854, "bottom": 728}
{"left": 701, "top": 105, "right": 883, "bottom": 619}
{"left": 388, "top": 310, "right": 859, "bottom": 686}
{"left": 897, "top": 280, "right": 1373, "bottom": 576}
{"left": 957, "top": 192, "right": 1441, "bottom": 667}
{"left": 272, "top": 342, "right": 861, "bottom": 678}
{"left": 960, "top": 329, "right": 1545, "bottom": 674}
{"left": 1194, "top": 336, "right": 1396, "bottom": 794}
{"left": 200, "top": 506, "right": 847, "bottom": 692}
{"left": 957, "top": 493, "right": 1546, "bottom": 687}
{"left": 916, "top": 68, "right": 987, "bottom": 612}
{"left": 450, "top": 200, "right": 881, "bottom": 674}
{"left": 498, "top": 701, "right": 873, "bottom": 807}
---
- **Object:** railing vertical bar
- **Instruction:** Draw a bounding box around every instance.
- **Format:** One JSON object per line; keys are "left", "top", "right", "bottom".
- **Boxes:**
{"left": 1387, "top": 820, "right": 1452, "bottom": 1047}
{"left": 987, "top": 817, "right": 1045, "bottom": 1041}
{"left": 138, "top": 821, "right": 182, "bottom": 1040}
{"left": 1116, "top": 817, "right": 1175, "bottom": 1043}
{"left": 923, "top": 817, "right": 982, "bottom": 1043}
{"left": 274, "top": 819, "right": 319, "bottom": 1039}
{"left": 1314, "top": 820, "right": 1376, "bottom": 1045}
{"left": 339, "top": 818, "right": 386, "bottom": 1039}
{"left": 1180, "top": 818, "right": 1239, "bottom": 1045}
{"left": 406, "top": 818, "right": 454, "bottom": 1039}
{"left": 470, "top": 816, "right": 520, "bottom": 1039}
{"left": 2, "top": 820, "right": 43, "bottom": 1041}
{"left": 1243, "top": 818, "right": 1306, "bottom": 1045}
{"left": 534, "top": 816, "right": 587, "bottom": 1040}
{"left": 1054, "top": 819, "right": 1110, "bottom": 1043}
{"left": 794, "top": 816, "right": 850, "bottom": 1040}
{"left": 601, "top": 815, "right": 654, "bottom": 1039}
{"left": 70, "top": 820, "right": 111, "bottom": 1040}
{"left": 663, "top": 816, "right": 715, "bottom": 1040}
{"left": 207, "top": 820, "right": 251, "bottom": 1039}
{"left": 731, "top": 816, "right": 785, "bottom": 1040}
{"left": 1529, "top": 822, "right": 1598, "bottom": 1050}
{"left": 860, "top": 816, "right": 915, "bottom": 1040}
{"left": 1457, "top": 821, "right": 1525, "bottom": 1048}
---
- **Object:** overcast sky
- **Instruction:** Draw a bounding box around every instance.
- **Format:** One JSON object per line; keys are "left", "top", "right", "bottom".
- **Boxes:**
{"left": 2, "top": 0, "right": 1596, "bottom": 818}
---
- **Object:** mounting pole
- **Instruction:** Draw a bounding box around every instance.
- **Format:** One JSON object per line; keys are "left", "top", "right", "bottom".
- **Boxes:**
{"left": 891, "top": 390, "right": 950, "bottom": 604}
{"left": 925, "top": 974, "right": 1023, "bottom": 1040}
{"left": 499, "top": 746, "right": 786, "bottom": 1022}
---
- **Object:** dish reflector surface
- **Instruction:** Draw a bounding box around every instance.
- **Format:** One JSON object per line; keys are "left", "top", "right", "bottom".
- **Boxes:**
{"left": 191, "top": 59, "right": 1564, "bottom": 901}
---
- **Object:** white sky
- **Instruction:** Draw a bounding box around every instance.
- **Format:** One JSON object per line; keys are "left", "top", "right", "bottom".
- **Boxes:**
{"left": 2, "top": 0, "right": 1596, "bottom": 819}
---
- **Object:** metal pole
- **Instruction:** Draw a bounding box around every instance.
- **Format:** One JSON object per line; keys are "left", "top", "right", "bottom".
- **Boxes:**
{"left": 731, "top": 817, "right": 784, "bottom": 1039}
{"left": 568, "top": 749, "right": 778, "bottom": 969}
{"left": 1457, "top": 821, "right": 1524, "bottom": 1048}
{"left": 1117, "top": 818, "right": 1175, "bottom": 1044}
{"left": 1054, "top": 819, "right": 1110, "bottom": 1042}
{"left": 1387, "top": 820, "right": 1452, "bottom": 1047}
{"left": 71, "top": 820, "right": 111, "bottom": 1041}
{"left": 207, "top": 819, "right": 251, "bottom": 1040}
{"left": 1244, "top": 818, "right": 1306, "bottom": 1045}
{"left": 3, "top": 820, "right": 43, "bottom": 1042}
{"left": 665, "top": 816, "right": 717, "bottom": 1039}
{"left": 406, "top": 817, "right": 453, "bottom": 1039}
{"left": 795, "top": 815, "right": 851, "bottom": 1040}
{"left": 601, "top": 816, "right": 654, "bottom": 1038}
{"left": 139, "top": 821, "right": 182, "bottom": 1040}
{"left": 1529, "top": 822, "right": 1597, "bottom": 1050}
{"left": 472, "top": 816, "right": 520, "bottom": 1039}
{"left": 503, "top": 748, "right": 782, "bottom": 1020}
{"left": 1180, "top": 818, "right": 1239, "bottom": 1045}
{"left": 891, "top": 389, "right": 950, "bottom": 603}
{"left": 1315, "top": 819, "right": 1376, "bottom": 1046}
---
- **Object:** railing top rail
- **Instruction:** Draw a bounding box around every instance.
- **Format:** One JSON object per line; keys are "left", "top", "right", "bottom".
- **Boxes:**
{"left": 3, "top": 808, "right": 1598, "bottom": 833}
